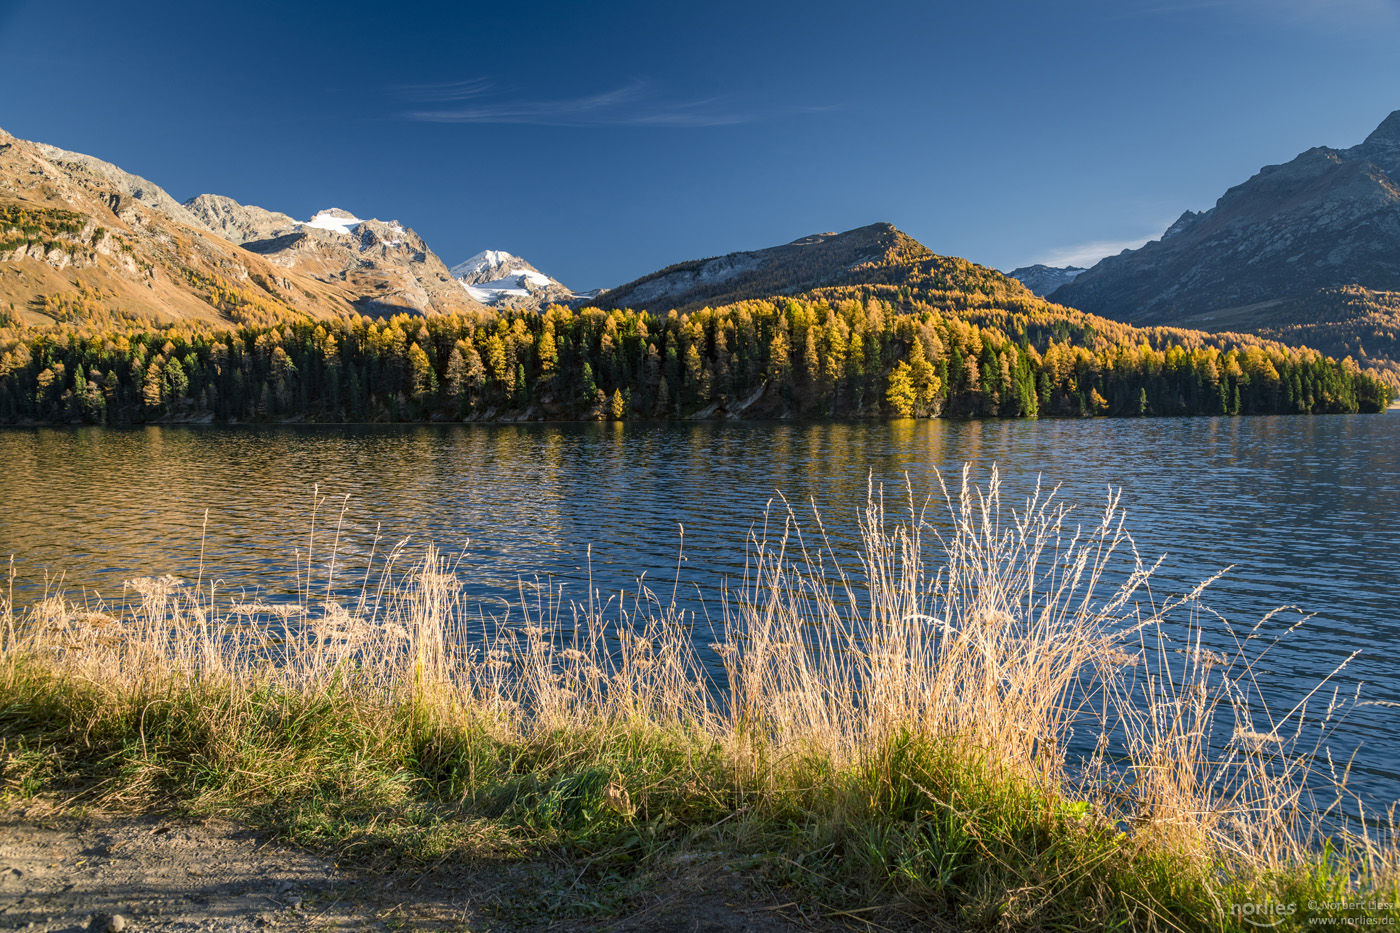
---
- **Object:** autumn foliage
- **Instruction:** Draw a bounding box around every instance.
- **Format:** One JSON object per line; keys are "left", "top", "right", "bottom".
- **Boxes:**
{"left": 0, "top": 285, "right": 1390, "bottom": 424}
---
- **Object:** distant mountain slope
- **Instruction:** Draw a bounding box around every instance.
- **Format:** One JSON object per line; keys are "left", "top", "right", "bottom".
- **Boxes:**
{"left": 233, "top": 205, "right": 483, "bottom": 317}
{"left": 183, "top": 194, "right": 297, "bottom": 244}
{"left": 0, "top": 127, "right": 359, "bottom": 327}
{"left": 448, "top": 249, "right": 578, "bottom": 309}
{"left": 1048, "top": 110, "right": 1400, "bottom": 389}
{"left": 1006, "top": 264, "right": 1085, "bottom": 298}
{"left": 27, "top": 138, "right": 215, "bottom": 235}
{"left": 0, "top": 127, "right": 486, "bottom": 326}
{"left": 597, "top": 222, "right": 1027, "bottom": 312}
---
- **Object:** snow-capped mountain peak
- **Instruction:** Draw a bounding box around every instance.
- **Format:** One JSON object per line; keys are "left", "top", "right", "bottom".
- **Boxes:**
{"left": 449, "top": 249, "right": 584, "bottom": 308}
{"left": 298, "top": 210, "right": 410, "bottom": 250}
{"left": 450, "top": 249, "right": 527, "bottom": 281}
{"left": 1004, "top": 264, "right": 1086, "bottom": 299}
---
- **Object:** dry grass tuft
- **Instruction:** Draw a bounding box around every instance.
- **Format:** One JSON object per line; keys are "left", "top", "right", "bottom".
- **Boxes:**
{"left": 1, "top": 466, "right": 1395, "bottom": 929}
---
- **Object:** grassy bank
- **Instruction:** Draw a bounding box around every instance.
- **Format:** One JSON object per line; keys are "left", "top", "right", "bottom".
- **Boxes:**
{"left": 1, "top": 471, "right": 1395, "bottom": 930}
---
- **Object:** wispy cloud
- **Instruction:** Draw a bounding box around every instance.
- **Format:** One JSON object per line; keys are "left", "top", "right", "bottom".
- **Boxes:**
{"left": 396, "top": 78, "right": 766, "bottom": 128}
{"left": 1031, "top": 234, "right": 1160, "bottom": 269}
{"left": 390, "top": 78, "right": 493, "bottom": 103}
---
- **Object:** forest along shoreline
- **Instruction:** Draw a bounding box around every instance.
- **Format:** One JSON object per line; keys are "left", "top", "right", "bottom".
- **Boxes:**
{"left": 2, "top": 296, "right": 1392, "bottom": 427}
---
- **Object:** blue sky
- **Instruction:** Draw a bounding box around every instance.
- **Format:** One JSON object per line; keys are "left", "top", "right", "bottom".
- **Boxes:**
{"left": 2, "top": 0, "right": 1398, "bottom": 288}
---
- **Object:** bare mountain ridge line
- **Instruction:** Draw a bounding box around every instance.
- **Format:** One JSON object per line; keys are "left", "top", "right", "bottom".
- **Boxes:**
{"left": 175, "top": 197, "right": 485, "bottom": 318}
{"left": 2, "top": 117, "right": 1396, "bottom": 392}
{"left": 592, "top": 221, "right": 1034, "bottom": 313}
{"left": 1042, "top": 108, "right": 1400, "bottom": 390}
{"left": 1004, "top": 264, "right": 1086, "bottom": 299}
{"left": 26, "top": 140, "right": 216, "bottom": 237}
{"left": 0, "top": 134, "right": 363, "bottom": 326}
{"left": 595, "top": 223, "right": 900, "bottom": 310}
{"left": 182, "top": 193, "right": 297, "bottom": 245}
{"left": 1051, "top": 109, "right": 1400, "bottom": 320}
{"left": 0, "top": 128, "right": 489, "bottom": 324}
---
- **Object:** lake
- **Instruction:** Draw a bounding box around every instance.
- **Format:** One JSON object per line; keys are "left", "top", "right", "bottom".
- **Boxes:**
{"left": 1, "top": 415, "right": 1398, "bottom": 804}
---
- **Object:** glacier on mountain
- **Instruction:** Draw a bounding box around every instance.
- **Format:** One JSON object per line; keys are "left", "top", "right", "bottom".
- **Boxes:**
{"left": 450, "top": 249, "right": 564, "bottom": 304}
{"left": 461, "top": 269, "right": 554, "bottom": 302}
{"left": 302, "top": 209, "right": 363, "bottom": 235}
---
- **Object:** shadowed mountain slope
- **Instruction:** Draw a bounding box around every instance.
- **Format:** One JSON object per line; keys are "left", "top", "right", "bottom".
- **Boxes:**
{"left": 1049, "top": 110, "right": 1400, "bottom": 389}
{"left": 1006, "top": 264, "right": 1085, "bottom": 298}
{"left": 595, "top": 222, "right": 1027, "bottom": 313}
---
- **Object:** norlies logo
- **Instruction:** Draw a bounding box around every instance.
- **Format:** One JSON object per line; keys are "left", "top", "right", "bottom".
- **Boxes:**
{"left": 1234, "top": 901, "right": 1298, "bottom": 927}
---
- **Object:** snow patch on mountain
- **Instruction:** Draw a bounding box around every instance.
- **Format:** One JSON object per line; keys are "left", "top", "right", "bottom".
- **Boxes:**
{"left": 296, "top": 210, "right": 408, "bottom": 250}
{"left": 303, "top": 209, "right": 363, "bottom": 235}
{"left": 449, "top": 249, "right": 573, "bottom": 305}
{"left": 462, "top": 269, "right": 554, "bottom": 302}
{"left": 362, "top": 220, "right": 406, "bottom": 250}
{"left": 621, "top": 253, "right": 766, "bottom": 307}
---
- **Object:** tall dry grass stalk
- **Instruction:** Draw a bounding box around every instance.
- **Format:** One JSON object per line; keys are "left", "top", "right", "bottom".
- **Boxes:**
{"left": 1, "top": 466, "right": 1392, "bottom": 907}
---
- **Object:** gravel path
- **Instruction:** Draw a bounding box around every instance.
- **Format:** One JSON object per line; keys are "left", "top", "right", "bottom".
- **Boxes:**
{"left": 0, "top": 807, "right": 808, "bottom": 932}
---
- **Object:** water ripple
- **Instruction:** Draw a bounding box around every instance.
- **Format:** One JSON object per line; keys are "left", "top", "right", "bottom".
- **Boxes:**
{"left": 1, "top": 415, "right": 1398, "bottom": 799}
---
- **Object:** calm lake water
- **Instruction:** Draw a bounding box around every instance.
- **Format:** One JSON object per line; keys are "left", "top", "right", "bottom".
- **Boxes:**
{"left": 1, "top": 415, "right": 1398, "bottom": 803}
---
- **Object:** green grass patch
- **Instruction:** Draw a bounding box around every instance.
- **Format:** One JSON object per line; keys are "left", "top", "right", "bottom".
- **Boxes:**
{"left": 0, "top": 663, "right": 1323, "bottom": 930}
{"left": 2, "top": 478, "right": 1397, "bottom": 930}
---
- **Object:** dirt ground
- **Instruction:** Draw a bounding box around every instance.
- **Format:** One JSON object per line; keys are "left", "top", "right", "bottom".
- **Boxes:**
{"left": 0, "top": 807, "right": 811, "bottom": 932}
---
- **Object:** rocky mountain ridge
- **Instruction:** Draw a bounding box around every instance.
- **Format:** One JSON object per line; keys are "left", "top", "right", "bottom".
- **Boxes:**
{"left": 593, "top": 222, "right": 1006, "bottom": 313}
{"left": 1043, "top": 109, "right": 1400, "bottom": 390}
{"left": 183, "top": 194, "right": 297, "bottom": 244}
{"left": 0, "top": 125, "right": 494, "bottom": 325}
{"left": 0, "top": 128, "right": 364, "bottom": 327}
{"left": 1005, "top": 264, "right": 1085, "bottom": 298}
{"left": 447, "top": 249, "right": 582, "bottom": 309}
{"left": 26, "top": 137, "right": 216, "bottom": 236}
{"left": 237, "top": 206, "right": 480, "bottom": 317}
{"left": 1051, "top": 111, "right": 1400, "bottom": 325}
{"left": 180, "top": 197, "right": 483, "bottom": 317}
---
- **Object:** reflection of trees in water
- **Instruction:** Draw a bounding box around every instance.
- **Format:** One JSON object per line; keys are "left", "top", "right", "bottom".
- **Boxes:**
{"left": 2, "top": 419, "right": 1399, "bottom": 803}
